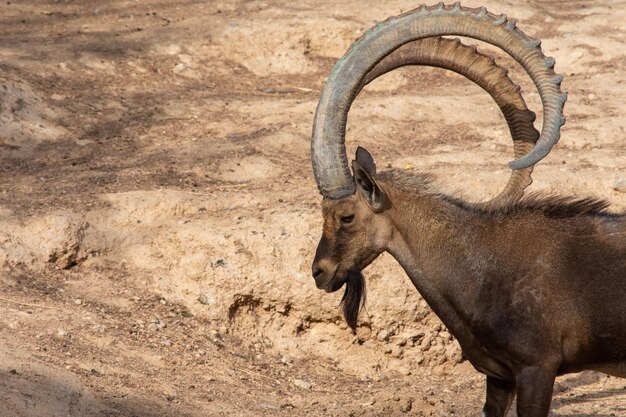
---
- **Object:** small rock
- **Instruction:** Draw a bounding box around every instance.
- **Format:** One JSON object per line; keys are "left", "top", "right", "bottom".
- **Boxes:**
{"left": 392, "top": 346, "right": 404, "bottom": 359}
{"left": 166, "top": 390, "right": 179, "bottom": 401}
{"left": 400, "top": 399, "right": 413, "bottom": 413}
{"left": 293, "top": 379, "right": 312, "bottom": 390}
{"left": 614, "top": 179, "right": 626, "bottom": 193}
{"left": 398, "top": 366, "right": 411, "bottom": 376}
{"left": 377, "top": 329, "right": 392, "bottom": 341}
{"left": 198, "top": 294, "right": 212, "bottom": 305}
{"left": 173, "top": 62, "right": 187, "bottom": 73}
{"left": 148, "top": 319, "right": 166, "bottom": 331}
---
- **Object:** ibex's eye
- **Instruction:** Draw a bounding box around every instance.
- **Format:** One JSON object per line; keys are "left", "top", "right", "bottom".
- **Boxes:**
{"left": 340, "top": 214, "right": 355, "bottom": 225}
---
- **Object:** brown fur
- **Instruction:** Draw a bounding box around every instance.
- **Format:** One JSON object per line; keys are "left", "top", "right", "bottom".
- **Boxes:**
{"left": 312, "top": 160, "right": 626, "bottom": 417}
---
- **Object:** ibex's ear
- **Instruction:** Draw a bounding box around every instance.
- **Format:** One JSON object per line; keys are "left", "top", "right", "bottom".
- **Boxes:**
{"left": 352, "top": 147, "right": 388, "bottom": 212}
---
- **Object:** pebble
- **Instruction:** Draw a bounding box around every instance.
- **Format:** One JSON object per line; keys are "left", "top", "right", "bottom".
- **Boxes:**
{"left": 398, "top": 366, "right": 411, "bottom": 376}
{"left": 293, "top": 379, "right": 312, "bottom": 390}
{"left": 173, "top": 62, "right": 187, "bottom": 73}
{"left": 392, "top": 346, "right": 404, "bottom": 359}
{"left": 614, "top": 179, "right": 626, "bottom": 193}
{"left": 197, "top": 294, "right": 212, "bottom": 305}
{"left": 377, "top": 329, "right": 391, "bottom": 341}
{"left": 400, "top": 399, "right": 413, "bottom": 413}
{"left": 148, "top": 319, "right": 166, "bottom": 331}
{"left": 166, "top": 390, "right": 179, "bottom": 401}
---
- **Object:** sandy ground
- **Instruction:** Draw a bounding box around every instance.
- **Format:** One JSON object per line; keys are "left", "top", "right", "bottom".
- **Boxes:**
{"left": 0, "top": 0, "right": 625, "bottom": 416}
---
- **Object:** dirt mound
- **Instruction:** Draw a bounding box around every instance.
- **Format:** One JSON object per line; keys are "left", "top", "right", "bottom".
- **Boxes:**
{"left": 0, "top": 78, "right": 67, "bottom": 158}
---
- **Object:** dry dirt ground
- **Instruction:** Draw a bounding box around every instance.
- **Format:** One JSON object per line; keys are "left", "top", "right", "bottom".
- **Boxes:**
{"left": 0, "top": 1, "right": 625, "bottom": 416}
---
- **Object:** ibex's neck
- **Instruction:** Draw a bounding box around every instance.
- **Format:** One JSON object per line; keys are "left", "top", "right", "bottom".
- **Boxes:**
{"left": 384, "top": 188, "right": 495, "bottom": 343}
{"left": 386, "top": 191, "right": 484, "bottom": 283}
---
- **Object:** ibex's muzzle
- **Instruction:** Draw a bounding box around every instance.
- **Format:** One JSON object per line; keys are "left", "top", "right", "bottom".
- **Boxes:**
{"left": 312, "top": 259, "right": 344, "bottom": 293}
{"left": 312, "top": 237, "right": 346, "bottom": 292}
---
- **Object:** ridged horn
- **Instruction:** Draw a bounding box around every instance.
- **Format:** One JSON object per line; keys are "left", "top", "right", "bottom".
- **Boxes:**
{"left": 311, "top": 3, "right": 566, "bottom": 199}
{"left": 359, "top": 37, "right": 539, "bottom": 206}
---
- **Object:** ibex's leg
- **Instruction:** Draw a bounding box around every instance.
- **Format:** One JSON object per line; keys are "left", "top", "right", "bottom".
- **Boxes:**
{"left": 515, "top": 367, "right": 556, "bottom": 417}
{"left": 482, "top": 376, "right": 515, "bottom": 417}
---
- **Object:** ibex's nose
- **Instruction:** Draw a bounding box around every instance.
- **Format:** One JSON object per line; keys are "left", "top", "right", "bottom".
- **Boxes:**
{"left": 312, "top": 267, "right": 323, "bottom": 280}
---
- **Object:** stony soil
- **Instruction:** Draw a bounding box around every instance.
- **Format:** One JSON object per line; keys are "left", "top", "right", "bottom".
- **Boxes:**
{"left": 0, "top": 1, "right": 624, "bottom": 416}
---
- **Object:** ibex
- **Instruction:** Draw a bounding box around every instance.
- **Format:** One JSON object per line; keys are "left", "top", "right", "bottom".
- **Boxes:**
{"left": 310, "top": 4, "right": 626, "bottom": 416}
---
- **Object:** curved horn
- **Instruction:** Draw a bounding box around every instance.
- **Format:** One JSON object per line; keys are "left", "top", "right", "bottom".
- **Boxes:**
{"left": 360, "top": 37, "right": 539, "bottom": 206}
{"left": 311, "top": 2, "right": 566, "bottom": 199}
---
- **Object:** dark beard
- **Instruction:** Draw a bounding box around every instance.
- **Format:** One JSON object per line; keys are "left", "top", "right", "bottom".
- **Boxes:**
{"left": 340, "top": 270, "right": 366, "bottom": 331}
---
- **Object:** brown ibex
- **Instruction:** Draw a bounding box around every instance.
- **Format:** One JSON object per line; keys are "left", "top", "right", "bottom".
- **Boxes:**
{"left": 310, "top": 4, "right": 626, "bottom": 417}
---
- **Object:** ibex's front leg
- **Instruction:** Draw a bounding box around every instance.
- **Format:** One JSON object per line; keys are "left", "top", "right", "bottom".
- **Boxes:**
{"left": 482, "top": 376, "right": 515, "bottom": 417}
{"left": 515, "top": 367, "right": 556, "bottom": 417}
